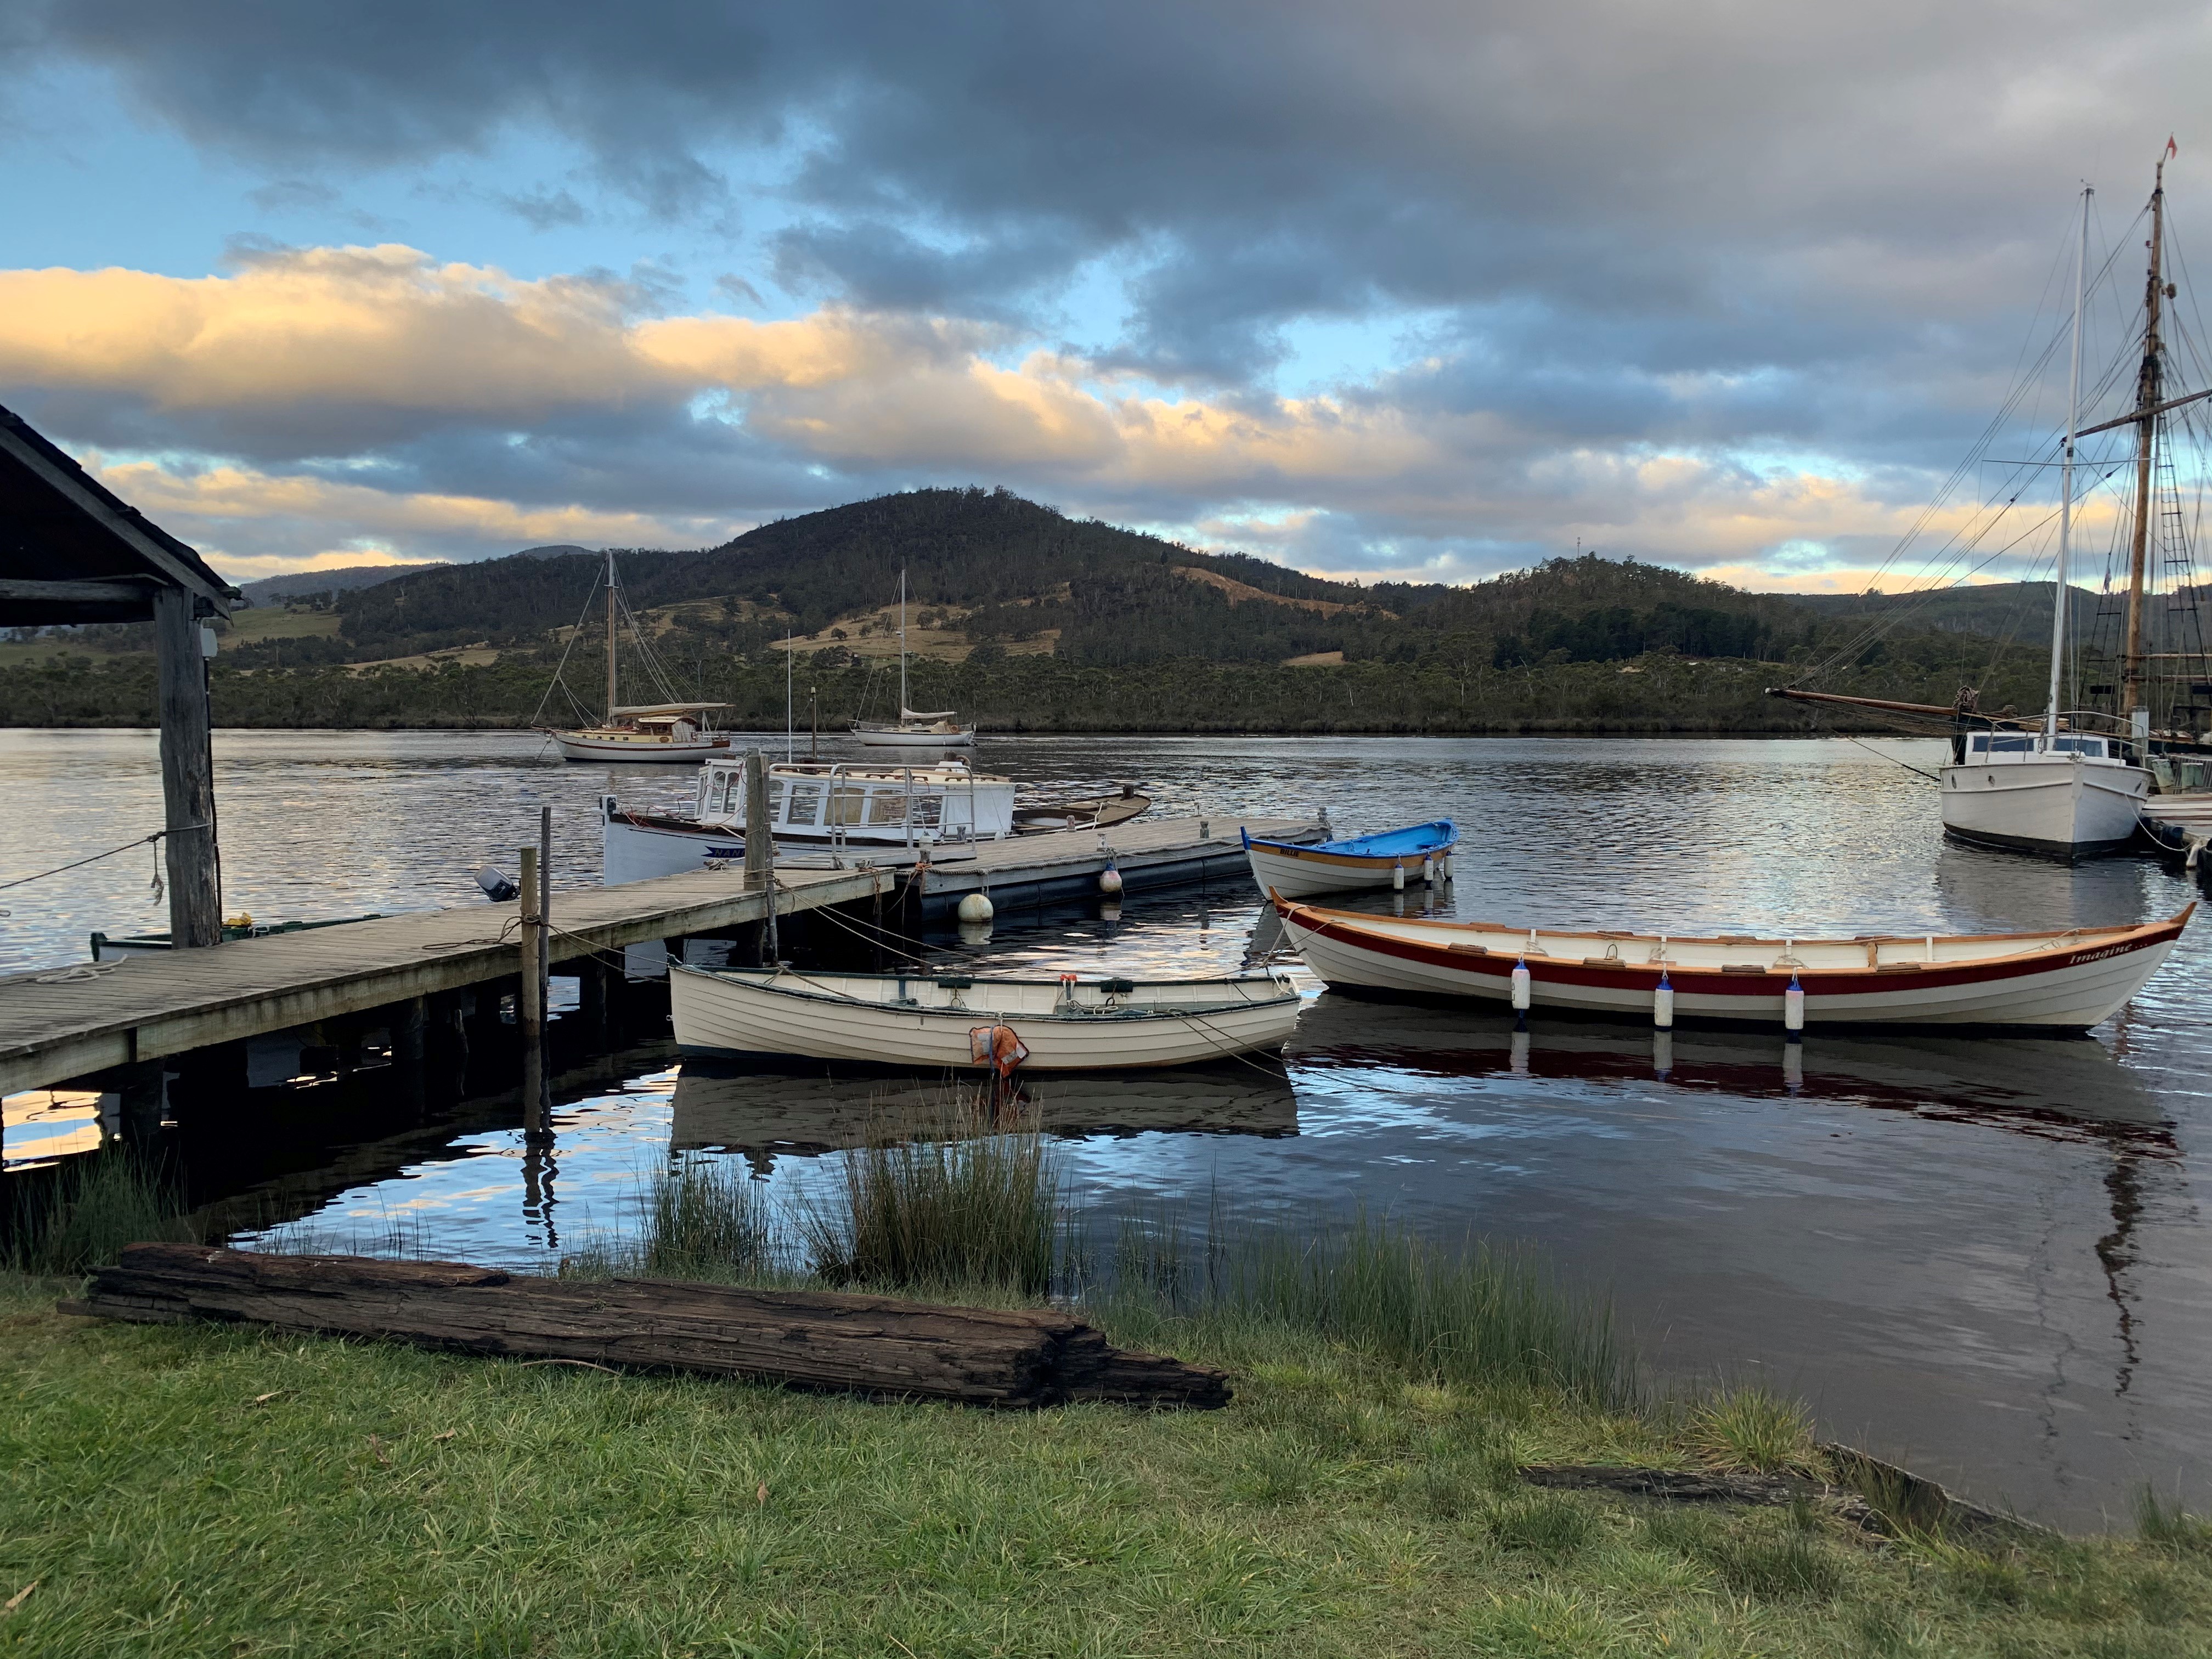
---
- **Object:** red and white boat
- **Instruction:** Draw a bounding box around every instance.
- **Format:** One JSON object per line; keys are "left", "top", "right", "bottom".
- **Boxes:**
{"left": 1272, "top": 896, "right": 2191, "bottom": 1030}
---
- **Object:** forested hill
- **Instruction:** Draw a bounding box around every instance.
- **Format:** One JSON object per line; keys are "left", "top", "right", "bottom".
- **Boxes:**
{"left": 5, "top": 486, "right": 2065, "bottom": 732}
{"left": 320, "top": 486, "right": 1815, "bottom": 670}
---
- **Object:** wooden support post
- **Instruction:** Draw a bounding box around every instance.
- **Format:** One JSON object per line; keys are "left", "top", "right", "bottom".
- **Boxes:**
{"left": 577, "top": 958, "right": 608, "bottom": 1048}
{"left": 743, "top": 749, "right": 772, "bottom": 891}
{"left": 152, "top": 587, "right": 221, "bottom": 947}
{"left": 518, "top": 839, "right": 546, "bottom": 1137}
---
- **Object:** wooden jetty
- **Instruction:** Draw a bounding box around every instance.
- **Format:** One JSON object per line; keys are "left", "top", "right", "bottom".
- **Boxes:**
{"left": 0, "top": 862, "right": 879, "bottom": 1098}
{"left": 909, "top": 813, "right": 1320, "bottom": 917}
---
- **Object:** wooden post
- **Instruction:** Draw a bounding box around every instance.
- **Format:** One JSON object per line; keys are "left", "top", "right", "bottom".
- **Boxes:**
{"left": 153, "top": 587, "right": 220, "bottom": 947}
{"left": 518, "top": 839, "right": 545, "bottom": 1137}
{"left": 743, "top": 749, "right": 772, "bottom": 891}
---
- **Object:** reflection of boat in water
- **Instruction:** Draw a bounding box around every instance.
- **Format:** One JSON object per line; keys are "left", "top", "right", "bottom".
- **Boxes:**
{"left": 669, "top": 1058, "right": 1299, "bottom": 1154}
{"left": 1287, "top": 993, "right": 2172, "bottom": 1148}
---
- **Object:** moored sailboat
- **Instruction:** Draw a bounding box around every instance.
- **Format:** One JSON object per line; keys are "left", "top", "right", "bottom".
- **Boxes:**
{"left": 851, "top": 568, "right": 977, "bottom": 748}
{"left": 1770, "top": 160, "right": 2212, "bottom": 855}
{"left": 548, "top": 549, "right": 732, "bottom": 763}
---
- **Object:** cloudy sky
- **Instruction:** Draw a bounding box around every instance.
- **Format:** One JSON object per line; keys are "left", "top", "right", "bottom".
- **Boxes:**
{"left": 2, "top": 2, "right": 2207, "bottom": 589}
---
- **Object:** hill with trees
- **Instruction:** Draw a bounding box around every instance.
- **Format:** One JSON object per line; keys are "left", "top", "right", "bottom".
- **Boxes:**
{"left": 3, "top": 487, "right": 2060, "bottom": 732}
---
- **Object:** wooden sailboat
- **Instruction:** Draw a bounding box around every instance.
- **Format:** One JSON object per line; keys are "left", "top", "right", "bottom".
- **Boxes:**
{"left": 850, "top": 568, "right": 977, "bottom": 748}
{"left": 551, "top": 549, "right": 732, "bottom": 762}
{"left": 1273, "top": 894, "right": 2190, "bottom": 1031}
{"left": 1772, "top": 159, "right": 2212, "bottom": 856}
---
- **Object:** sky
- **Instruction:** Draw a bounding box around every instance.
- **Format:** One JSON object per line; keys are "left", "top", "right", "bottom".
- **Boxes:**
{"left": 2, "top": 1, "right": 2208, "bottom": 590}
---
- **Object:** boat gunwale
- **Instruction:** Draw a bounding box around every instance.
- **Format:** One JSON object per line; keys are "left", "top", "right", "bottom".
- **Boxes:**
{"left": 670, "top": 962, "right": 1300, "bottom": 1018}
{"left": 1272, "top": 894, "right": 2193, "bottom": 993}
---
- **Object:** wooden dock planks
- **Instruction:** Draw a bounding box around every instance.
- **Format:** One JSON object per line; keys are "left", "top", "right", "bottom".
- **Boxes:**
{"left": 0, "top": 863, "right": 882, "bottom": 1096}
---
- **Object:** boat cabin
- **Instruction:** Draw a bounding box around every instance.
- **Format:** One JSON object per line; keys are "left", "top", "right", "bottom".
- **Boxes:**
{"left": 694, "top": 760, "right": 1017, "bottom": 844}
{"left": 1961, "top": 733, "right": 2124, "bottom": 763}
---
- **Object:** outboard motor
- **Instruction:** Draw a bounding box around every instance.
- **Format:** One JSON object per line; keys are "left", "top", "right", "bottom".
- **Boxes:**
{"left": 475, "top": 865, "right": 518, "bottom": 902}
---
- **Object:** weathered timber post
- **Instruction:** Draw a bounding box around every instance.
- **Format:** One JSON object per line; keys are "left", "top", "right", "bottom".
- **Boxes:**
{"left": 152, "top": 586, "right": 221, "bottom": 947}
{"left": 744, "top": 749, "right": 776, "bottom": 966}
{"left": 518, "top": 835, "right": 546, "bottom": 1137}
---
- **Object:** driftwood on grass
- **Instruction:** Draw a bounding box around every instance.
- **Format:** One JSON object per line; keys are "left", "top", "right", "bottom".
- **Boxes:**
{"left": 62, "top": 1243, "right": 1231, "bottom": 1409}
{"left": 1521, "top": 1457, "right": 2056, "bottom": 1544}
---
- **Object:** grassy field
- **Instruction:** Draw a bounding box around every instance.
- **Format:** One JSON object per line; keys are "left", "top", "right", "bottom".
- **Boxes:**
{"left": 4, "top": 1267, "right": 2209, "bottom": 1658}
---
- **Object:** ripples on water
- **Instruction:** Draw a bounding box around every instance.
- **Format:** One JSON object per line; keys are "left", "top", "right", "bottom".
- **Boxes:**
{"left": 2, "top": 727, "right": 2208, "bottom": 1526}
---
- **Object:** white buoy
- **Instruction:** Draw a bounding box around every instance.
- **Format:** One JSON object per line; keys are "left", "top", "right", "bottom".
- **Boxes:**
{"left": 957, "top": 891, "right": 994, "bottom": 924}
{"left": 1652, "top": 971, "right": 1674, "bottom": 1031}
{"left": 1421, "top": 855, "right": 1435, "bottom": 885}
{"left": 1099, "top": 866, "right": 1123, "bottom": 896}
{"left": 1784, "top": 973, "right": 1805, "bottom": 1037}
{"left": 1441, "top": 853, "right": 1454, "bottom": 882}
{"left": 1511, "top": 958, "right": 1532, "bottom": 1013}
{"left": 1392, "top": 860, "right": 1406, "bottom": 891}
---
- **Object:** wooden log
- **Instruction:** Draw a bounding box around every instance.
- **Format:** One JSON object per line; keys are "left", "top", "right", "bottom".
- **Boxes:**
{"left": 64, "top": 1244, "right": 1231, "bottom": 1410}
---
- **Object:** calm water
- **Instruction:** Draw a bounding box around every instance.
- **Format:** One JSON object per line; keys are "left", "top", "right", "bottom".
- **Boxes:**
{"left": 2, "top": 727, "right": 2207, "bottom": 1528}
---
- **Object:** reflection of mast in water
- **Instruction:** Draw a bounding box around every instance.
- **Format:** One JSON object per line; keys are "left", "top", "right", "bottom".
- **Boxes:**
{"left": 521, "top": 1135, "right": 560, "bottom": 1251}
{"left": 2095, "top": 1152, "right": 2148, "bottom": 1396}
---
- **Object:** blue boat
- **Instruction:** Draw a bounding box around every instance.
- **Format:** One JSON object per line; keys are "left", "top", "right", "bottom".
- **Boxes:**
{"left": 1242, "top": 819, "right": 1458, "bottom": 898}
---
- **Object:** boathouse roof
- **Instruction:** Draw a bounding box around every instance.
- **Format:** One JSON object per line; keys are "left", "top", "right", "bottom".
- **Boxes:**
{"left": 0, "top": 400, "right": 239, "bottom": 625}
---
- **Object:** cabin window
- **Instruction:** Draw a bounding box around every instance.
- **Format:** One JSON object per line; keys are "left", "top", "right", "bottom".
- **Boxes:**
{"left": 710, "top": 772, "right": 735, "bottom": 814}
{"left": 1985, "top": 736, "right": 2034, "bottom": 753}
{"left": 827, "top": 786, "right": 867, "bottom": 826}
{"left": 765, "top": 780, "right": 786, "bottom": 822}
{"left": 785, "top": 784, "right": 822, "bottom": 827}
{"left": 866, "top": 791, "right": 908, "bottom": 826}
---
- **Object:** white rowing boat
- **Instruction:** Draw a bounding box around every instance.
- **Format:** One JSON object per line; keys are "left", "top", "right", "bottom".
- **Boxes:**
{"left": 1243, "top": 820, "right": 1456, "bottom": 898}
{"left": 1272, "top": 895, "right": 2191, "bottom": 1030}
{"left": 670, "top": 964, "right": 1301, "bottom": 1070}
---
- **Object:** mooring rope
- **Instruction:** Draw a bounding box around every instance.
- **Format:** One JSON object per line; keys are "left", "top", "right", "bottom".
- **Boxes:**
{"left": 0, "top": 823, "right": 210, "bottom": 896}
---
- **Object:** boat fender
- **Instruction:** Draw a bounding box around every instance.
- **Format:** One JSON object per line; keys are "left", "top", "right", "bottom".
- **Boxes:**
{"left": 969, "top": 1023, "right": 1030, "bottom": 1076}
{"left": 1510, "top": 958, "right": 1532, "bottom": 1029}
{"left": 475, "top": 866, "right": 518, "bottom": 903}
{"left": 1099, "top": 865, "right": 1123, "bottom": 896}
{"left": 1421, "top": 855, "right": 1435, "bottom": 885}
{"left": 1784, "top": 974, "right": 1805, "bottom": 1039}
{"left": 1441, "top": 853, "right": 1454, "bottom": 882}
{"left": 1392, "top": 860, "right": 1406, "bottom": 891}
{"left": 1653, "top": 972, "right": 1674, "bottom": 1031}
{"left": 957, "top": 891, "right": 994, "bottom": 924}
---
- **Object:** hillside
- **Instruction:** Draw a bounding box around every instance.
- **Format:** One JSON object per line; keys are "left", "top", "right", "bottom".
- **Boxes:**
{"left": 318, "top": 488, "right": 1820, "bottom": 675}
{"left": 5, "top": 487, "right": 2069, "bottom": 732}
{"left": 238, "top": 563, "right": 449, "bottom": 604}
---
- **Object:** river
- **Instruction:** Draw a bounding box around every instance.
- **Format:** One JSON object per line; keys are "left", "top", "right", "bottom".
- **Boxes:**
{"left": 2, "top": 727, "right": 2205, "bottom": 1528}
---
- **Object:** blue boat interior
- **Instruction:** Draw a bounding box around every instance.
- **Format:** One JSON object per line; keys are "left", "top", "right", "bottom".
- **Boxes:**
{"left": 1245, "top": 819, "right": 1458, "bottom": 859}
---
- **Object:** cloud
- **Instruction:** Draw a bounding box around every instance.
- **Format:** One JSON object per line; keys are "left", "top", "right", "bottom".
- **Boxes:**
{"left": 81, "top": 452, "right": 737, "bottom": 574}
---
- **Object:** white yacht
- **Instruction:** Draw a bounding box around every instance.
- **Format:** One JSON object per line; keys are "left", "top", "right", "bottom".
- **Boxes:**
{"left": 849, "top": 568, "right": 977, "bottom": 748}
{"left": 1940, "top": 731, "right": 2149, "bottom": 856}
{"left": 548, "top": 549, "right": 732, "bottom": 762}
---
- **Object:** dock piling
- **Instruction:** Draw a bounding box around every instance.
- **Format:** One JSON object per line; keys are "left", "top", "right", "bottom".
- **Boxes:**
{"left": 517, "top": 809, "right": 551, "bottom": 1136}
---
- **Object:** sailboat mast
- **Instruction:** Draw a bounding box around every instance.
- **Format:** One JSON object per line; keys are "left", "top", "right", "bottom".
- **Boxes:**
{"left": 2048, "top": 185, "right": 2092, "bottom": 741}
{"left": 2121, "top": 155, "right": 2169, "bottom": 727}
{"left": 604, "top": 548, "right": 619, "bottom": 723}
{"left": 899, "top": 566, "right": 909, "bottom": 718}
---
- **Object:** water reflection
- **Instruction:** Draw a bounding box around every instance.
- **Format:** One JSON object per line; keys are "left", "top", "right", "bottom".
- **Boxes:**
{"left": 669, "top": 1058, "right": 1297, "bottom": 1164}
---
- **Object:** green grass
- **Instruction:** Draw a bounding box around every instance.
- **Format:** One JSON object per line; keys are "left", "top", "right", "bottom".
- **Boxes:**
{"left": 5, "top": 1272, "right": 2211, "bottom": 1658}
{"left": 1681, "top": 1384, "right": 1819, "bottom": 1474}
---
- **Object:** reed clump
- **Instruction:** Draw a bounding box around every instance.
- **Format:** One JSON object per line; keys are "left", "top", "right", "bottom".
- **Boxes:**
{"left": 1102, "top": 1209, "right": 1635, "bottom": 1410}
{"left": 560, "top": 1158, "right": 779, "bottom": 1284}
{"left": 1684, "top": 1383, "right": 1819, "bottom": 1474}
{"left": 800, "top": 1103, "right": 1063, "bottom": 1298}
{"left": 3, "top": 1149, "right": 190, "bottom": 1276}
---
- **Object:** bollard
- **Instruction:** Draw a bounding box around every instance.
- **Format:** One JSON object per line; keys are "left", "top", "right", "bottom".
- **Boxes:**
{"left": 1652, "top": 970, "right": 1674, "bottom": 1031}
